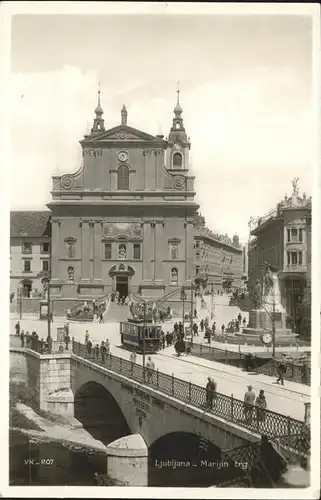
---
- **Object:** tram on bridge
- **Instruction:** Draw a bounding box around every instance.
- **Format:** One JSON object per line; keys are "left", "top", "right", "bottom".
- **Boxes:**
{"left": 119, "top": 320, "right": 162, "bottom": 353}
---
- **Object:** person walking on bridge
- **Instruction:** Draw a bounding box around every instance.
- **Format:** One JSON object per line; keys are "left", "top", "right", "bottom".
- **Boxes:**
{"left": 146, "top": 356, "right": 155, "bottom": 384}
{"left": 243, "top": 385, "right": 255, "bottom": 424}
{"left": 255, "top": 389, "right": 267, "bottom": 426}
{"left": 100, "top": 341, "right": 107, "bottom": 363}
{"left": 205, "top": 377, "right": 216, "bottom": 410}
{"left": 85, "top": 330, "right": 89, "bottom": 345}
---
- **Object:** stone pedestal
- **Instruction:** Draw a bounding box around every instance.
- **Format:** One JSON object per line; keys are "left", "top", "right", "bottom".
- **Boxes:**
{"left": 106, "top": 434, "right": 148, "bottom": 486}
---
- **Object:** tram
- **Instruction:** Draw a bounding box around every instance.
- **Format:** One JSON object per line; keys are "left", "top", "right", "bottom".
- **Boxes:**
{"left": 119, "top": 320, "right": 162, "bottom": 353}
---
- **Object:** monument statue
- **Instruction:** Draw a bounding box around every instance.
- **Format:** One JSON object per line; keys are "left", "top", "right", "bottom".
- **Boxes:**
{"left": 292, "top": 177, "right": 299, "bottom": 196}
{"left": 262, "top": 266, "right": 285, "bottom": 314}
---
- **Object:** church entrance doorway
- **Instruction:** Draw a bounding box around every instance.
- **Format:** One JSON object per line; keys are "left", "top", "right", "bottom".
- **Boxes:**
{"left": 116, "top": 275, "right": 128, "bottom": 299}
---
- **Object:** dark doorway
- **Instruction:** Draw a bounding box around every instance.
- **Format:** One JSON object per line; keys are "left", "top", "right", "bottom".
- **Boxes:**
{"left": 116, "top": 275, "right": 128, "bottom": 298}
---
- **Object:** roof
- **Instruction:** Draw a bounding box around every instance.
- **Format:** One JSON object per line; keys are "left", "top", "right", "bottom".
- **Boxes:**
{"left": 10, "top": 211, "right": 51, "bottom": 238}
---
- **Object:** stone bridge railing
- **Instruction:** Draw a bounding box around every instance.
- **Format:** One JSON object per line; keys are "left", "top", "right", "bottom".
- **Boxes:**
{"left": 70, "top": 340, "right": 308, "bottom": 454}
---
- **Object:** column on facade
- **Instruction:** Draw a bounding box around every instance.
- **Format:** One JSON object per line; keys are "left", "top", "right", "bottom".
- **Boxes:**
{"left": 80, "top": 220, "right": 91, "bottom": 280}
{"left": 93, "top": 221, "right": 102, "bottom": 280}
{"left": 154, "top": 221, "right": 164, "bottom": 281}
{"left": 185, "top": 220, "right": 194, "bottom": 281}
{"left": 142, "top": 221, "right": 153, "bottom": 281}
{"left": 50, "top": 219, "right": 61, "bottom": 279}
{"left": 283, "top": 226, "right": 288, "bottom": 270}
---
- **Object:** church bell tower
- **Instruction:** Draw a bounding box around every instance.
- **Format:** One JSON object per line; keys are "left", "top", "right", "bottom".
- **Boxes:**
{"left": 166, "top": 82, "right": 191, "bottom": 172}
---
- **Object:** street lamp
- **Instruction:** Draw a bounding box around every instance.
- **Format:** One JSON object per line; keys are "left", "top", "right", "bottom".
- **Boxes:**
{"left": 181, "top": 286, "right": 185, "bottom": 334}
{"left": 142, "top": 300, "right": 147, "bottom": 380}
{"left": 210, "top": 282, "right": 215, "bottom": 319}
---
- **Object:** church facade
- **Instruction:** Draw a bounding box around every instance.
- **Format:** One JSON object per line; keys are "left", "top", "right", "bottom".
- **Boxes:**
{"left": 47, "top": 91, "right": 199, "bottom": 302}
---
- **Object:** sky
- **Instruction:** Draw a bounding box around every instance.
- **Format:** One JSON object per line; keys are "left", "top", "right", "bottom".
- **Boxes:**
{"left": 8, "top": 9, "right": 315, "bottom": 242}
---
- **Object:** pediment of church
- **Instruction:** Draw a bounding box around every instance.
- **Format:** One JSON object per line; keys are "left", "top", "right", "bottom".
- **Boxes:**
{"left": 81, "top": 124, "right": 166, "bottom": 145}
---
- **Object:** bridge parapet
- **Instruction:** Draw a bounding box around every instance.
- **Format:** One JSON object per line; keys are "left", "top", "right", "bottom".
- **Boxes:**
{"left": 71, "top": 341, "right": 306, "bottom": 444}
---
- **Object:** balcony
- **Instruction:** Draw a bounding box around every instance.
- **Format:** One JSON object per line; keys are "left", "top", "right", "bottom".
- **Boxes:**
{"left": 280, "top": 264, "right": 307, "bottom": 279}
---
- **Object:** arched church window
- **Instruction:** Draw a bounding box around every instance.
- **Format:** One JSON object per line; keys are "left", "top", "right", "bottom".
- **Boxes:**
{"left": 171, "top": 267, "right": 178, "bottom": 285}
{"left": 118, "top": 243, "right": 127, "bottom": 260}
{"left": 117, "top": 165, "right": 129, "bottom": 190}
{"left": 173, "top": 152, "right": 183, "bottom": 168}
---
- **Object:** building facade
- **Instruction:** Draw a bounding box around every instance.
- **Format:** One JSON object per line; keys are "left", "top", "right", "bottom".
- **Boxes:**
{"left": 193, "top": 226, "right": 243, "bottom": 293}
{"left": 46, "top": 91, "right": 199, "bottom": 302}
{"left": 248, "top": 180, "right": 311, "bottom": 333}
{"left": 10, "top": 211, "right": 51, "bottom": 298}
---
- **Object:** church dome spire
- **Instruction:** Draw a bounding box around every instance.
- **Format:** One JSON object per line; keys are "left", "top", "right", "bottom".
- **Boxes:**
{"left": 91, "top": 82, "right": 105, "bottom": 133}
{"left": 174, "top": 81, "right": 183, "bottom": 115}
{"left": 168, "top": 81, "right": 188, "bottom": 144}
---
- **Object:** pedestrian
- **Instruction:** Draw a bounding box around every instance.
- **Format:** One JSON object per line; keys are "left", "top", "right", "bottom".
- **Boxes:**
{"left": 178, "top": 321, "right": 183, "bottom": 336}
{"left": 99, "top": 312, "right": 104, "bottom": 323}
{"left": 255, "top": 389, "right": 267, "bottom": 424}
{"left": 212, "top": 322, "right": 216, "bottom": 336}
{"left": 174, "top": 322, "right": 178, "bottom": 333}
{"left": 200, "top": 319, "right": 204, "bottom": 332}
{"left": 15, "top": 321, "right": 20, "bottom": 336}
{"left": 243, "top": 385, "right": 255, "bottom": 424}
{"left": 85, "top": 330, "right": 89, "bottom": 345}
{"left": 242, "top": 317, "right": 246, "bottom": 326}
{"left": 47, "top": 334, "right": 52, "bottom": 354}
{"left": 94, "top": 343, "right": 100, "bottom": 359}
{"left": 105, "top": 339, "right": 110, "bottom": 355}
{"left": 205, "top": 377, "right": 216, "bottom": 409}
{"left": 221, "top": 324, "right": 225, "bottom": 334}
{"left": 192, "top": 322, "right": 197, "bottom": 337}
{"left": 238, "top": 313, "right": 242, "bottom": 323}
{"left": 194, "top": 308, "right": 197, "bottom": 319}
{"left": 165, "top": 332, "right": 170, "bottom": 347}
{"left": 20, "top": 329, "right": 25, "bottom": 348}
{"left": 100, "top": 341, "right": 107, "bottom": 363}
{"left": 129, "top": 351, "right": 136, "bottom": 375}
{"left": 275, "top": 357, "right": 286, "bottom": 386}
{"left": 87, "top": 339, "right": 92, "bottom": 357}
{"left": 161, "top": 332, "right": 165, "bottom": 350}
{"left": 65, "top": 332, "right": 71, "bottom": 350}
{"left": 146, "top": 356, "right": 155, "bottom": 384}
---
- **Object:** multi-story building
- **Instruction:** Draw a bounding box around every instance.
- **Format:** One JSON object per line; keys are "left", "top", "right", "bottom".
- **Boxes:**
{"left": 248, "top": 180, "right": 311, "bottom": 333}
{"left": 193, "top": 222, "right": 243, "bottom": 293}
{"left": 44, "top": 90, "right": 198, "bottom": 306}
{"left": 10, "top": 211, "right": 51, "bottom": 298}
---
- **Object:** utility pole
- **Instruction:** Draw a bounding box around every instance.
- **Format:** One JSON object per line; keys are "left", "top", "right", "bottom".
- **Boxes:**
{"left": 19, "top": 286, "right": 22, "bottom": 320}
{"left": 272, "top": 300, "right": 276, "bottom": 357}
{"left": 182, "top": 286, "right": 185, "bottom": 334}
{"left": 211, "top": 282, "right": 215, "bottom": 319}
{"left": 142, "top": 300, "right": 146, "bottom": 380}
{"left": 190, "top": 284, "right": 194, "bottom": 343}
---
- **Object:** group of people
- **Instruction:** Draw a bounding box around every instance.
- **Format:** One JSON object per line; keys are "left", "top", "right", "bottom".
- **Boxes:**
{"left": 84, "top": 331, "right": 111, "bottom": 363}
{"left": 243, "top": 385, "right": 267, "bottom": 424}
{"left": 14, "top": 321, "right": 60, "bottom": 353}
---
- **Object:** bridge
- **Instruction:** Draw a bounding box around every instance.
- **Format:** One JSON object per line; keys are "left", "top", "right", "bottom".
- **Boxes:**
{"left": 10, "top": 340, "right": 309, "bottom": 486}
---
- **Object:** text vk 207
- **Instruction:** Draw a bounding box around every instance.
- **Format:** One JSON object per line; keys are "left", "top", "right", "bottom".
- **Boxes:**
{"left": 24, "top": 459, "right": 55, "bottom": 466}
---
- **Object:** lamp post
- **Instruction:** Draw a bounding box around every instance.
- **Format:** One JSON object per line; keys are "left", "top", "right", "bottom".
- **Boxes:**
{"left": 210, "top": 282, "right": 215, "bottom": 319}
{"left": 271, "top": 300, "right": 276, "bottom": 357}
{"left": 181, "top": 286, "right": 185, "bottom": 334}
{"left": 142, "top": 300, "right": 147, "bottom": 379}
{"left": 47, "top": 275, "right": 52, "bottom": 340}
{"left": 190, "top": 283, "right": 194, "bottom": 343}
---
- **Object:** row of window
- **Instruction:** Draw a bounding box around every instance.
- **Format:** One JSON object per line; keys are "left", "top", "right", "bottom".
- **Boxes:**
{"left": 287, "top": 228, "right": 303, "bottom": 243}
{"left": 286, "top": 251, "right": 303, "bottom": 266}
{"left": 21, "top": 242, "right": 50, "bottom": 254}
{"left": 23, "top": 260, "right": 49, "bottom": 273}
{"left": 66, "top": 242, "right": 181, "bottom": 261}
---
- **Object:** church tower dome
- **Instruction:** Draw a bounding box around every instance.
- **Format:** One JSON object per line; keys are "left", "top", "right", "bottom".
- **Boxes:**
{"left": 91, "top": 83, "right": 105, "bottom": 133}
{"left": 166, "top": 82, "right": 191, "bottom": 171}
